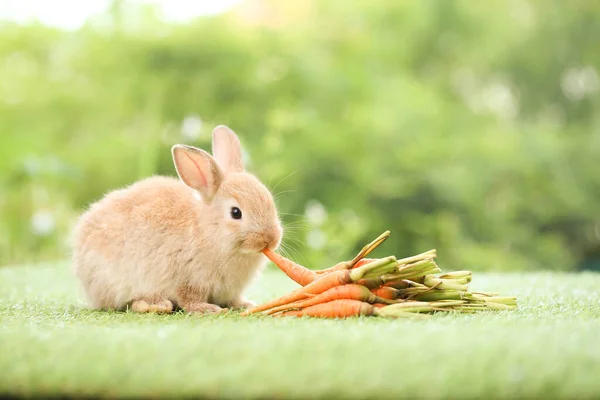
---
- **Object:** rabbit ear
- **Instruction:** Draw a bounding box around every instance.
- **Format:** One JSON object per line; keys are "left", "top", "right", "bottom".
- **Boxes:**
{"left": 171, "top": 145, "right": 223, "bottom": 202}
{"left": 212, "top": 125, "right": 244, "bottom": 173}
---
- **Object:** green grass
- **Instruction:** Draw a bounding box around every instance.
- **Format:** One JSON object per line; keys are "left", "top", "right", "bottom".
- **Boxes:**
{"left": 1, "top": 263, "right": 599, "bottom": 399}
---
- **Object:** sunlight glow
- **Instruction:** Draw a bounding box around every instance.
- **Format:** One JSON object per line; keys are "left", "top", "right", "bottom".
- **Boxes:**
{"left": 0, "top": 0, "right": 242, "bottom": 29}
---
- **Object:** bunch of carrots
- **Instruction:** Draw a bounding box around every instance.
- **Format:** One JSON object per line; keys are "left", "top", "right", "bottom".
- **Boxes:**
{"left": 241, "top": 231, "right": 517, "bottom": 319}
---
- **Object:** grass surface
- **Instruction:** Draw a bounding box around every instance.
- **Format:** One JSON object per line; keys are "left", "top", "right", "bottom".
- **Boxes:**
{"left": 1, "top": 263, "right": 600, "bottom": 399}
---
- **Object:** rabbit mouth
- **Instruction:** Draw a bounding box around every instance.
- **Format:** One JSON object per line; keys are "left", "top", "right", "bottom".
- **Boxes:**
{"left": 237, "top": 244, "right": 267, "bottom": 254}
{"left": 239, "top": 231, "right": 278, "bottom": 253}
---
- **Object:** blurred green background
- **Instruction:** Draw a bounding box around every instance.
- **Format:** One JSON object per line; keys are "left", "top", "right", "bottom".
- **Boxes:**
{"left": 1, "top": 0, "right": 599, "bottom": 272}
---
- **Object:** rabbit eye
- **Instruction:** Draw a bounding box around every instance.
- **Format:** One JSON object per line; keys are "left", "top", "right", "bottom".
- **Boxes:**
{"left": 230, "top": 207, "right": 242, "bottom": 220}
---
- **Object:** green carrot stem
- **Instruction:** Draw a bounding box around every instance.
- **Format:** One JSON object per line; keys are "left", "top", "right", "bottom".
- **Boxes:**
{"left": 393, "top": 260, "right": 439, "bottom": 279}
{"left": 363, "top": 262, "right": 403, "bottom": 279}
{"left": 485, "top": 302, "right": 517, "bottom": 310}
{"left": 404, "top": 280, "right": 428, "bottom": 288}
{"left": 481, "top": 296, "right": 517, "bottom": 304}
{"left": 348, "top": 231, "right": 391, "bottom": 267}
{"left": 374, "top": 309, "right": 432, "bottom": 319}
{"left": 383, "top": 279, "right": 424, "bottom": 289}
{"left": 453, "top": 309, "right": 477, "bottom": 314}
{"left": 470, "top": 295, "right": 517, "bottom": 305}
{"left": 438, "top": 277, "right": 471, "bottom": 285}
{"left": 396, "top": 287, "right": 429, "bottom": 295}
{"left": 429, "top": 300, "right": 466, "bottom": 308}
{"left": 357, "top": 275, "right": 425, "bottom": 290}
{"left": 349, "top": 256, "right": 397, "bottom": 281}
{"left": 394, "top": 266, "right": 442, "bottom": 280}
{"left": 438, "top": 271, "right": 472, "bottom": 282}
{"left": 423, "top": 275, "right": 469, "bottom": 291}
{"left": 395, "top": 249, "right": 437, "bottom": 266}
{"left": 397, "top": 259, "right": 434, "bottom": 273}
{"left": 379, "top": 274, "right": 423, "bottom": 286}
{"left": 404, "top": 281, "right": 441, "bottom": 300}
{"left": 471, "top": 291, "right": 499, "bottom": 297}
{"left": 457, "top": 305, "right": 488, "bottom": 310}
{"left": 377, "top": 304, "right": 434, "bottom": 314}
{"left": 381, "top": 279, "right": 411, "bottom": 290}
{"left": 414, "top": 290, "right": 464, "bottom": 301}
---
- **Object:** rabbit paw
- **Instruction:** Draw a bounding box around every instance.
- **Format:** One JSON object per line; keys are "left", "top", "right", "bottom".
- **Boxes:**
{"left": 131, "top": 297, "right": 173, "bottom": 314}
{"left": 230, "top": 298, "right": 256, "bottom": 309}
{"left": 182, "top": 302, "right": 227, "bottom": 314}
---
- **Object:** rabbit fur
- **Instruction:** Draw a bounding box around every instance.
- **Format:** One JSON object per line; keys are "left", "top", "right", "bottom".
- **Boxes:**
{"left": 71, "top": 125, "right": 283, "bottom": 313}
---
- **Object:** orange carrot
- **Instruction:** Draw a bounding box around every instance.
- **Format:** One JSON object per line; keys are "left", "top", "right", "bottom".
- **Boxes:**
{"left": 357, "top": 274, "right": 402, "bottom": 289}
{"left": 262, "top": 247, "right": 317, "bottom": 286}
{"left": 241, "top": 256, "right": 397, "bottom": 315}
{"left": 264, "top": 284, "right": 395, "bottom": 315}
{"left": 383, "top": 279, "right": 414, "bottom": 290}
{"left": 356, "top": 276, "right": 385, "bottom": 289}
{"left": 314, "top": 258, "right": 368, "bottom": 275}
{"left": 371, "top": 286, "right": 399, "bottom": 300}
{"left": 372, "top": 303, "right": 387, "bottom": 308}
{"left": 352, "top": 258, "right": 377, "bottom": 269}
{"left": 241, "top": 270, "right": 352, "bottom": 315}
{"left": 356, "top": 272, "right": 407, "bottom": 289}
{"left": 314, "top": 260, "right": 351, "bottom": 275}
{"left": 275, "top": 299, "right": 375, "bottom": 318}
{"left": 315, "top": 258, "right": 377, "bottom": 275}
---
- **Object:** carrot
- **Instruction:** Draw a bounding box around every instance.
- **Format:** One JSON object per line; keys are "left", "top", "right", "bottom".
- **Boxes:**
{"left": 370, "top": 286, "right": 399, "bottom": 300}
{"left": 372, "top": 303, "right": 388, "bottom": 308}
{"left": 316, "top": 257, "right": 379, "bottom": 277}
{"left": 423, "top": 275, "right": 468, "bottom": 291}
{"left": 383, "top": 279, "right": 418, "bottom": 290}
{"left": 395, "top": 249, "right": 437, "bottom": 266}
{"left": 241, "top": 270, "right": 351, "bottom": 315}
{"left": 277, "top": 300, "right": 464, "bottom": 319}
{"left": 314, "top": 258, "right": 378, "bottom": 278}
{"left": 314, "top": 260, "right": 350, "bottom": 275}
{"left": 355, "top": 259, "right": 439, "bottom": 289}
{"left": 395, "top": 259, "right": 441, "bottom": 280}
{"left": 262, "top": 247, "right": 317, "bottom": 286}
{"left": 314, "top": 231, "right": 391, "bottom": 274}
{"left": 275, "top": 299, "right": 375, "bottom": 318}
{"left": 356, "top": 276, "right": 385, "bottom": 289}
{"left": 439, "top": 270, "right": 472, "bottom": 283}
{"left": 374, "top": 301, "right": 459, "bottom": 316}
{"left": 357, "top": 275, "right": 423, "bottom": 290}
{"left": 241, "top": 256, "right": 397, "bottom": 315}
{"left": 264, "top": 284, "right": 395, "bottom": 315}
{"left": 327, "top": 248, "right": 436, "bottom": 276}
{"left": 356, "top": 274, "right": 405, "bottom": 290}
{"left": 352, "top": 258, "right": 377, "bottom": 269}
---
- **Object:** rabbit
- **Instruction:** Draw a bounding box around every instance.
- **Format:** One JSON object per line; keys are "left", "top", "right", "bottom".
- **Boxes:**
{"left": 71, "top": 125, "right": 283, "bottom": 314}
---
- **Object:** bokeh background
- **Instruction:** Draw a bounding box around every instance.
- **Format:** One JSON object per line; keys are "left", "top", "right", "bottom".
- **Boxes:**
{"left": 1, "top": 0, "right": 599, "bottom": 272}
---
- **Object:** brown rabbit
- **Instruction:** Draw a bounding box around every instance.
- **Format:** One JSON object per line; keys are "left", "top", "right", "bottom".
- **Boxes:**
{"left": 72, "top": 125, "right": 283, "bottom": 313}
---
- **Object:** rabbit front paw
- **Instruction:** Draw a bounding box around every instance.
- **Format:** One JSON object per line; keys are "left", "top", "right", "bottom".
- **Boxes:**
{"left": 230, "top": 298, "right": 256, "bottom": 309}
{"left": 182, "top": 301, "right": 227, "bottom": 314}
{"left": 131, "top": 296, "right": 173, "bottom": 313}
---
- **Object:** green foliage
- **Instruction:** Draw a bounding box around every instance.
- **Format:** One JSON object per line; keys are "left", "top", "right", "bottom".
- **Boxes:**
{"left": 1, "top": 0, "right": 599, "bottom": 270}
{"left": 1, "top": 264, "right": 600, "bottom": 398}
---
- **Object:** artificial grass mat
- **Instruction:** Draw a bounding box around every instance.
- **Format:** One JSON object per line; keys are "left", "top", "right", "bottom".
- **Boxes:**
{"left": 1, "top": 262, "right": 599, "bottom": 399}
